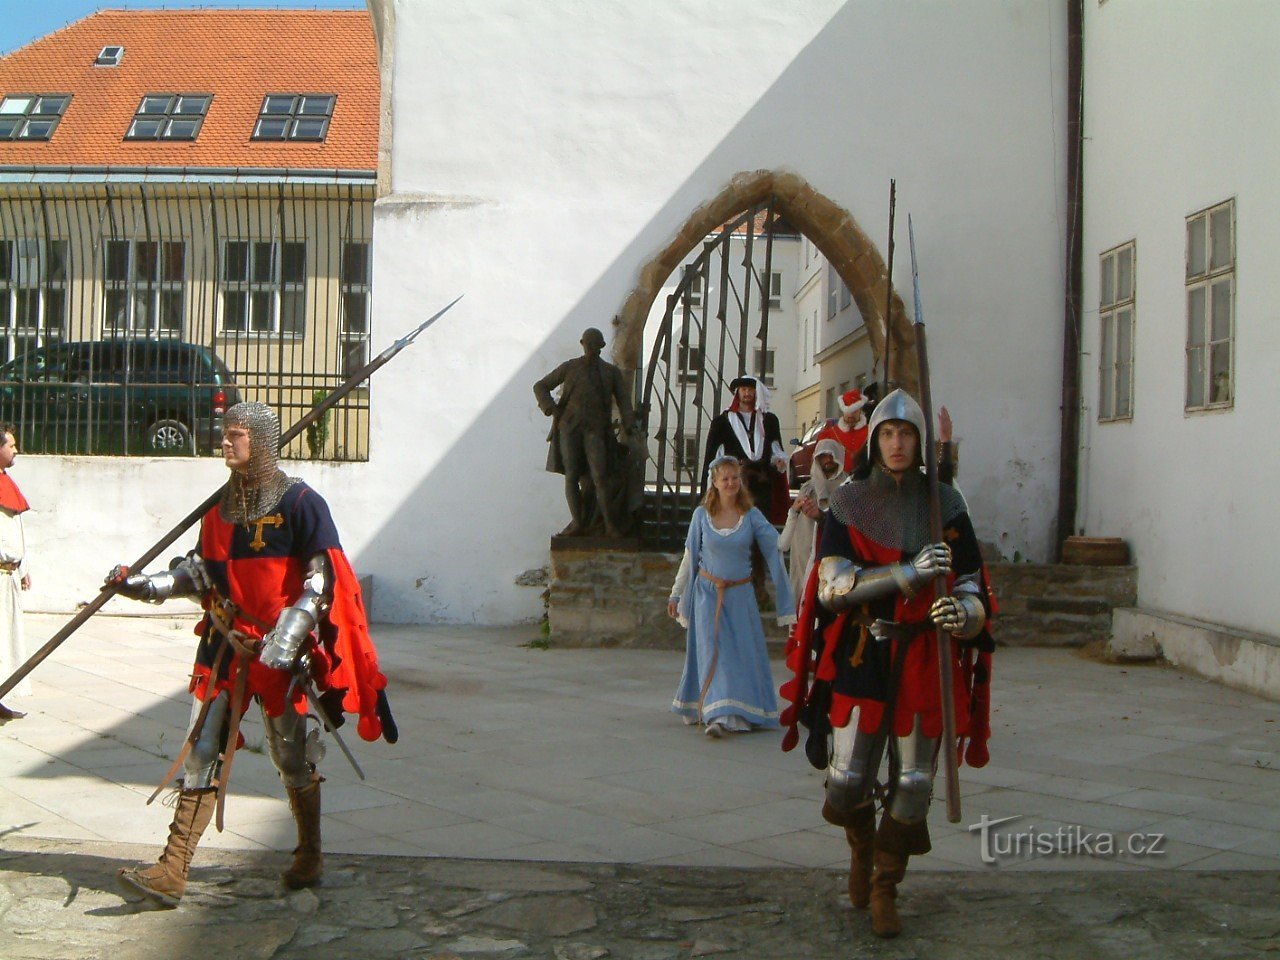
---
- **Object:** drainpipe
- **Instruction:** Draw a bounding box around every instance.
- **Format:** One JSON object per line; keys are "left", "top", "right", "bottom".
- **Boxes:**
{"left": 1055, "top": 0, "right": 1085, "bottom": 561}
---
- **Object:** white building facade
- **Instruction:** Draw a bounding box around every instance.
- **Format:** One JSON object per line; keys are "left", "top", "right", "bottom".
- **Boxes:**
{"left": 23, "top": 1, "right": 1071, "bottom": 625}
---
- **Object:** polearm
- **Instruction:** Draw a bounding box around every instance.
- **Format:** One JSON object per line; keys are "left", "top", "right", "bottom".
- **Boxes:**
{"left": 907, "top": 217, "right": 961, "bottom": 824}
{"left": 882, "top": 179, "right": 897, "bottom": 398}
{"left": 0, "top": 294, "right": 463, "bottom": 702}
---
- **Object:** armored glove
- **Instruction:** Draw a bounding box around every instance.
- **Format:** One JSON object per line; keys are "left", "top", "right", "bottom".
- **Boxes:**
{"left": 929, "top": 593, "right": 987, "bottom": 640}
{"left": 106, "top": 553, "right": 211, "bottom": 604}
{"left": 259, "top": 555, "right": 332, "bottom": 672}
{"left": 106, "top": 565, "right": 158, "bottom": 602}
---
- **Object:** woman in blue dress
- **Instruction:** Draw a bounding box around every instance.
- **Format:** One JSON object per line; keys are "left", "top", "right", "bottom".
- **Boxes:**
{"left": 668, "top": 455, "right": 796, "bottom": 737}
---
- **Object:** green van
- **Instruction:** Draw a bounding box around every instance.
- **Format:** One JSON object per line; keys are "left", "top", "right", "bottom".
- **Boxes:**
{"left": 0, "top": 340, "right": 241, "bottom": 455}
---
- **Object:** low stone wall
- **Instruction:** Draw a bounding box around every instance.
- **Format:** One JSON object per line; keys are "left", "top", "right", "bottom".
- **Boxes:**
{"left": 547, "top": 549, "right": 1138, "bottom": 650}
{"left": 1110, "top": 607, "right": 1280, "bottom": 701}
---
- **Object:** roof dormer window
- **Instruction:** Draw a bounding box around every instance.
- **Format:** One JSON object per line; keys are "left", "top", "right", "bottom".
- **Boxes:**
{"left": 0, "top": 94, "right": 71, "bottom": 140}
{"left": 252, "top": 94, "right": 335, "bottom": 141}
{"left": 95, "top": 46, "right": 124, "bottom": 67}
{"left": 125, "top": 94, "right": 211, "bottom": 141}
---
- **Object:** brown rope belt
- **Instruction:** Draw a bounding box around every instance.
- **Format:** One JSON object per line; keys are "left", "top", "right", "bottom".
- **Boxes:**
{"left": 695, "top": 568, "right": 752, "bottom": 722}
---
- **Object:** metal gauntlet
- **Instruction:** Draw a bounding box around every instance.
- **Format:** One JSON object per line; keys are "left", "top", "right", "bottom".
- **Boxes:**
{"left": 259, "top": 554, "right": 333, "bottom": 672}
{"left": 109, "top": 553, "right": 210, "bottom": 604}
{"left": 818, "top": 556, "right": 906, "bottom": 611}
{"left": 928, "top": 573, "right": 987, "bottom": 639}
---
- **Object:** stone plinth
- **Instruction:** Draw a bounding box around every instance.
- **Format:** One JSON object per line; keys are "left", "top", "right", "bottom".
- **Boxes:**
{"left": 988, "top": 562, "right": 1137, "bottom": 647}
{"left": 547, "top": 542, "right": 682, "bottom": 648}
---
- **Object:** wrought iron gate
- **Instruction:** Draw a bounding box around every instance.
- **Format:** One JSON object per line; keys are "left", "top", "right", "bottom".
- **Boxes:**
{"left": 636, "top": 198, "right": 792, "bottom": 549}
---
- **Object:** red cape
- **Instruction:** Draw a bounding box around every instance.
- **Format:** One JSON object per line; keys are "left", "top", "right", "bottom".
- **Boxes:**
{"left": 0, "top": 473, "right": 29, "bottom": 514}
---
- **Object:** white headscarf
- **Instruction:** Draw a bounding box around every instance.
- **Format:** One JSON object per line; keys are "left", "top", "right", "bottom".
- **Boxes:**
{"left": 808, "top": 438, "right": 847, "bottom": 506}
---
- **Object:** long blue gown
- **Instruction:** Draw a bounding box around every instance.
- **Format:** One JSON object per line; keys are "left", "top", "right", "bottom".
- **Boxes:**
{"left": 670, "top": 506, "right": 796, "bottom": 728}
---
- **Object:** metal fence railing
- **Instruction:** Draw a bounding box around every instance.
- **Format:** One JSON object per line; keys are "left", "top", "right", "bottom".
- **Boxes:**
{"left": 0, "top": 179, "right": 374, "bottom": 460}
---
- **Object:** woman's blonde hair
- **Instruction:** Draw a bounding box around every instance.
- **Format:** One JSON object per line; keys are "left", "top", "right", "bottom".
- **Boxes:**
{"left": 702, "top": 457, "right": 754, "bottom": 514}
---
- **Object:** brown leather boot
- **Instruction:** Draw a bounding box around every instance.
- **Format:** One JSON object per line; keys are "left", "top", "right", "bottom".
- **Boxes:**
{"left": 117, "top": 787, "right": 216, "bottom": 908}
{"left": 281, "top": 780, "right": 323, "bottom": 889}
{"left": 869, "top": 815, "right": 911, "bottom": 938}
{"left": 843, "top": 805, "right": 876, "bottom": 910}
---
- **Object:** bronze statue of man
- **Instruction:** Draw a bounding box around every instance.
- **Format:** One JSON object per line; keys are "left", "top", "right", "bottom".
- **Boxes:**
{"left": 534, "top": 327, "right": 633, "bottom": 537}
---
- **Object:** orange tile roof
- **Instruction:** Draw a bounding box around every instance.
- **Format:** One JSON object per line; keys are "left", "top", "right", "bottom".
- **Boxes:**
{"left": 0, "top": 9, "right": 378, "bottom": 172}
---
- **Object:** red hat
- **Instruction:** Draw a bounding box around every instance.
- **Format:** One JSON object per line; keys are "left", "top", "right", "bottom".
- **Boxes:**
{"left": 838, "top": 389, "right": 867, "bottom": 415}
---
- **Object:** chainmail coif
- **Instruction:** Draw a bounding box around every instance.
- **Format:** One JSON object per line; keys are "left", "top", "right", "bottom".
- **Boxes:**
{"left": 219, "top": 401, "right": 300, "bottom": 524}
{"left": 829, "top": 465, "right": 968, "bottom": 554}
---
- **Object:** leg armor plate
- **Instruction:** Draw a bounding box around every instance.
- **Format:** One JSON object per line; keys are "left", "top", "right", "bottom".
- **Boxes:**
{"left": 886, "top": 715, "right": 939, "bottom": 825}
{"left": 825, "top": 707, "right": 887, "bottom": 818}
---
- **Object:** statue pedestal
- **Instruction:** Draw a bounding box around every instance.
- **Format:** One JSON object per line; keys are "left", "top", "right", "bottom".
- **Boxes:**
{"left": 547, "top": 539, "right": 682, "bottom": 648}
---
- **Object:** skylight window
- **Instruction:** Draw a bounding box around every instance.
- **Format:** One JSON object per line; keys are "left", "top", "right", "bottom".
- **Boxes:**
{"left": 252, "top": 94, "right": 335, "bottom": 141}
{"left": 125, "top": 94, "right": 211, "bottom": 141}
{"left": 0, "top": 95, "right": 71, "bottom": 140}
{"left": 95, "top": 46, "right": 124, "bottom": 67}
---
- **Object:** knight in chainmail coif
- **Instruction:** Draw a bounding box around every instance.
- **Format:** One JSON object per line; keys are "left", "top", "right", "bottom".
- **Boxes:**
{"left": 108, "top": 401, "right": 395, "bottom": 909}
{"left": 778, "top": 389, "right": 996, "bottom": 940}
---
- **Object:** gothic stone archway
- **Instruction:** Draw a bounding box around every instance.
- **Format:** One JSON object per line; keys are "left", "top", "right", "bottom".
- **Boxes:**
{"left": 612, "top": 169, "right": 918, "bottom": 395}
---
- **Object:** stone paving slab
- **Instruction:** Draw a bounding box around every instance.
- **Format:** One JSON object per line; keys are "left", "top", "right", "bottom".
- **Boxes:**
{"left": 1, "top": 837, "right": 1278, "bottom": 960}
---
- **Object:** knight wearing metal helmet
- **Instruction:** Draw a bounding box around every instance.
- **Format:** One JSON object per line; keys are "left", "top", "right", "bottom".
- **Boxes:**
{"left": 779, "top": 388, "right": 995, "bottom": 939}
{"left": 107, "top": 401, "right": 395, "bottom": 909}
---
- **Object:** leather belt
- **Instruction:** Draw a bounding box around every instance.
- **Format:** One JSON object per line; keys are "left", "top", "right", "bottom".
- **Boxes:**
{"left": 695, "top": 569, "right": 753, "bottom": 720}
{"left": 0, "top": 561, "right": 20, "bottom": 572}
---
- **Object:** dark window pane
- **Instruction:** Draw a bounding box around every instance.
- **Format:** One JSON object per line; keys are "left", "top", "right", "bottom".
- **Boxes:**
{"left": 1185, "top": 347, "right": 1205, "bottom": 407}
{"left": 341, "top": 242, "right": 368, "bottom": 285}
{"left": 132, "top": 293, "right": 152, "bottom": 334}
{"left": 222, "top": 291, "right": 247, "bottom": 331}
{"left": 159, "top": 290, "right": 183, "bottom": 333}
{"left": 252, "top": 243, "right": 275, "bottom": 283}
{"left": 1210, "top": 280, "right": 1231, "bottom": 341}
{"left": 104, "top": 289, "right": 129, "bottom": 333}
{"left": 1186, "top": 287, "right": 1205, "bottom": 346}
{"left": 0, "top": 118, "right": 20, "bottom": 138}
{"left": 139, "top": 95, "right": 172, "bottom": 115}
{"left": 162, "top": 242, "right": 184, "bottom": 281}
{"left": 341, "top": 339, "right": 368, "bottom": 378}
{"left": 290, "top": 117, "right": 327, "bottom": 140}
{"left": 1099, "top": 254, "right": 1114, "bottom": 305}
{"left": 262, "top": 95, "right": 295, "bottom": 115}
{"left": 342, "top": 293, "right": 367, "bottom": 333}
{"left": 35, "top": 96, "right": 68, "bottom": 115}
{"left": 20, "top": 119, "right": 55, "bottom": 139}
{"left": 134, "top": 241, "right": 159, "bottom": 282}
{"left": 254, "top": 117, "right": 289, "bottom": 139}
{"left": 1210, "top": 205, "right": 1232, "bottom": 271}
{"left": 281, "top": 242, "right": 305, "bottom": 284}
{"left": 174, "top": 96, "right": 208, "bottom": 115}
{"left": 1210, "top": 343, "right": 1231, "bottom": 403}
{"left": 128, "top": 118, "right": 163, "bottom": 139}
{"left": 0, "top": 296, "right": 9, "bottom": 328}
{"left": 0, "top": 243, "right": 10, "bottom": 281}
{"left": 1186, "top": 215, "right": 1206, "bottom": 278}
{"left": 164, "top": 118, "right": 199, "bottom": 139}
{"left": 299, "top": 96, "right": 334, "bottom": 115}
{"left": 14, "top": 290, "right": 38, "bottom": 327}
{"left": 105, "top": 241, "right": 130, "bottom": 282}
{"left": 223, "top": 241, "right": 248, "bottom": 282}
{"left": 249, "top": 291, "right": 272, "bottom": 331}
{"left": 45, "top": 289, "right": 65, "bottom": 331}
{"left": 46, "top": 241, "right": 67, "bottom": 282}
{"left": 280, "top": 290, "right": 305, "bottom": 335}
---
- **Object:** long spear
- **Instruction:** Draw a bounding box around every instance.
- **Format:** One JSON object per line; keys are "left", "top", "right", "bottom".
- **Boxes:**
{"left": 0, "top": 295, "right": 462, "bottom": 705}
{"left": 882, "top": 180, "right": 896, "bottom": 398}
{"left": 907, "top": 217, "right": 961, "bottom": 824}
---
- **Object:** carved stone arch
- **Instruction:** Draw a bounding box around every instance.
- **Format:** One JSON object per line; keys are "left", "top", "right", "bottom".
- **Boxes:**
{"left": 613, "top": 169, "right": 917, "bottom": 395}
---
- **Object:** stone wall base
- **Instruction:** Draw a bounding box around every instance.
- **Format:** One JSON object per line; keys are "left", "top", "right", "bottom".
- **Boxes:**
{"left": 1110, "top": 607, "right": 1280, "bottom": 702}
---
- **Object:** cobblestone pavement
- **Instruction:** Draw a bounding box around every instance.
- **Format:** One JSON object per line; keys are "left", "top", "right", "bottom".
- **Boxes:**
{"left": 1, "top": 836, "right": 1278, "bottom": 960}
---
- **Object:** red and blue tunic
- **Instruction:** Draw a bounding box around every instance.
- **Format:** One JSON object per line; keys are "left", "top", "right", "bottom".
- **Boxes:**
{"left": 190, "top": 482, "right": 389, "bottom": 743}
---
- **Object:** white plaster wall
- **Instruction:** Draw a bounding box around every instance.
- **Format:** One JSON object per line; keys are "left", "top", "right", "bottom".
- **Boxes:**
{"left": 1079, "top": 1, "right": 1279, "bottom": 637}
{"left": 21, "top": 2, "right": 1068, "bottom": 624}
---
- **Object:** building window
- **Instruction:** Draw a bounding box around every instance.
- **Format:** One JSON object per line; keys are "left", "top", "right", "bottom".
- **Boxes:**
{"left": 126, "top": 94, "right": 210, "bottom": 140}
{"left": 0, "top": 95, "right": 70, "bottom": 140}
{"left": 753, "top": 346, "right": 775, "bottom": 387}
{"left": 800, "top": 318, "right": 808, "bottom": 371}
{"left": 1185, "top": 199, "right": 1234, "bottom": 410}
{"left": 677, "top": 342, "right": 702, "bottom": 385}
{"left": 682, "top": 265, "right": 703, "bottom": 308}
{"left": 95, "top": 46, "right": 124, "bottom": 67}
{"left": 1098, "top": 241, "right": 1135, "bottom": 421}
{"left": 840, "top": 278, "right": 851, "bottom": 310}
{"left": 340, "top": 242, "right": 371, "bottom": 377}
{"left": 827, "top": 263, "right": 839, "bottom": 318}
{"left": 0, "top": 240, "right": 66, "bottom": 363}
{"left": 103, "top": 240, "right": 184, "bottom": 338}
{"left": 676, "top": 433, "right": 700, "bottom": 472}
{"left": 220, "top": 240, "right": 305, "bottom": 336}
{"left": 824, "top": 387, "right": 837, "bottom": 420}
{"left": 253, "top": 94, "right": 335, "bottom": 141}
{"left": 766, "top": 270, "right": 782, "bottom": 309}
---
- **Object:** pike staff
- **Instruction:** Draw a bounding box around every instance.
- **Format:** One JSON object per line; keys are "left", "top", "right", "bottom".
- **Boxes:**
{"left": 907, "top": 217, "right": 961, "bottom": 824}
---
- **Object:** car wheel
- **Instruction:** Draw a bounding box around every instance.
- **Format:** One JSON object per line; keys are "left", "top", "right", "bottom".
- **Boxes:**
{"left": 146, "top": 418, "right": 194, "bottom": 454}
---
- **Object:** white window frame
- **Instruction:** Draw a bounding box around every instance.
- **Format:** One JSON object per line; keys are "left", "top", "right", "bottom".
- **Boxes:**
{"left": 676, "top": 433, "right": 700, "bottom": 472}
{"left": 0, "top": 239, "right": 66, "bottom": 363}
{"left": 1098, "top": 240, "right": 1135, "bottom": 422}
{"left": 219, "top": 239, "right": 306, "bottom": 338}
{"left": 1184, "top": 199, "right": 1234, "bottom": 411}
{"left": 103, "top": 239, "right": 185, "bottom": 339}
{"left": 826, "top": 262, "right": 839, "bottom": 318}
